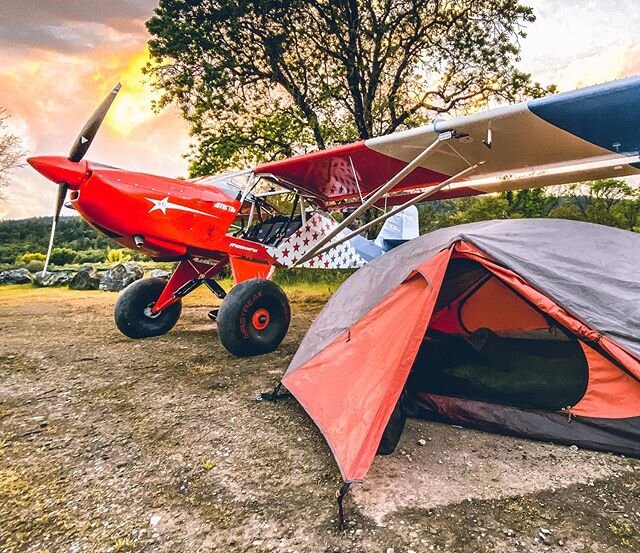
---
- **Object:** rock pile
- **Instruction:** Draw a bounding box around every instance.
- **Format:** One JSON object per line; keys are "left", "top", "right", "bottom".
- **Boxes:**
{"left": 0, "top": 262, "right": 147, "bottom": 292}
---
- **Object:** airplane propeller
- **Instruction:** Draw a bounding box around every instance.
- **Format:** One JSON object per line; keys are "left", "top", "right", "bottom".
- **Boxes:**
{"left": 40, "top": 83, "right": 122, "bottom": 276}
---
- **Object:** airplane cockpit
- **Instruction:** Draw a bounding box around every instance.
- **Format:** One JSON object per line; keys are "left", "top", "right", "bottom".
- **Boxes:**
{"left": 191, "top": 171, "right": 319, "bottom": 246}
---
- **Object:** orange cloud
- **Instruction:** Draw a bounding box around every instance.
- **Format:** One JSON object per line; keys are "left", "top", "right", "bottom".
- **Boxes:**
{"left": 0, "top": 37, "right": 190, "bottom": 219}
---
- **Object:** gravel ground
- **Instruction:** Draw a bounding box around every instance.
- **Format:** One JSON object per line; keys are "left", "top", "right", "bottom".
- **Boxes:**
{"left": 0, "top": 285, "right": 639, "bottom": 552}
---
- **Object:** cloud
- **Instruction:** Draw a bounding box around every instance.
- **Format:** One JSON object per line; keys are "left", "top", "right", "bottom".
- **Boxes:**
{"left": 0, "top": 39, "right": 191, "bottom": 219}
{"left": 0, "top": 0, "right": 157, "bottom": 53}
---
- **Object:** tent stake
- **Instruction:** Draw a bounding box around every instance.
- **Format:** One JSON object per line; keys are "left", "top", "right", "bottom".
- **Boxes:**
{"left": 259, "top": 381, "right": 291, "bottom": 402}
{"left": 336, "top": 482, "right": 351, "bottom": 530}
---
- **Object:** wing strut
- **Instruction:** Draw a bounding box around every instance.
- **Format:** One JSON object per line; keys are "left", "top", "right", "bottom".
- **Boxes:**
{"left": 296, "top": 161, "right": 484, "bottom": 263}
{"left": 293, "top": 134, "right": 451, "bottom": 266}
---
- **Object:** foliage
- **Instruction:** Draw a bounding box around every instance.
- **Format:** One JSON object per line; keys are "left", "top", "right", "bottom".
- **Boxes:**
{"left": 74, "top": 249, "right": 108, "bottom": 264}
{"left": 418, "top": 180, "right": 640, "bottom": 233}
{"left": 0, "top": 217, "right": 124, "bottom": 267}
{"left": 106, "top": 248, "right": 132, "bottom": 263}
{"left": 0, "top": 180, "right": 636, "bottom": 280}
{"left": 49, "top": 247, "right": 78, "bottom": 266}
{"left": 554, "top": 179, "right": 640, "bottom": 230}
{"left": 146, "top": 0, "right": 554, "bottom": 176}
{"left": 17, "top": 252, "right": 46, "bottom": 264}
{"left": 25, "top": 260, "right": 45, "bottom": 273}
{"left": 0, "top": 108, "right": 24, "bottom": 196}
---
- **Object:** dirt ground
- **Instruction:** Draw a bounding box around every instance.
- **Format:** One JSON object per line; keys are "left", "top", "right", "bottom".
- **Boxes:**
{"left": 1, "top": 285, "right": 639, "bottom": 553}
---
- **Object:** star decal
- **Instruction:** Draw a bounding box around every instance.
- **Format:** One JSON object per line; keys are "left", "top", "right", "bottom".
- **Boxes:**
{"left": 145, "top": 196, "right": 219, "bottom": 219}
{"left": 148, "top": 196, "right": 170, "bottom": 214}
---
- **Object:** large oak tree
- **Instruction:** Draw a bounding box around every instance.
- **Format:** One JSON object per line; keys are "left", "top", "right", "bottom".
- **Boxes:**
{"left": 146, "top": 0, "right": 553, "bottom": 176}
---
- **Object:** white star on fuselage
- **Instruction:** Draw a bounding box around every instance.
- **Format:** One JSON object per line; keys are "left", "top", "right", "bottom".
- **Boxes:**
{"left": 145, "top": 196, "right": 220, "bottom": 219}
{"left": 148, "top": 196, "right": 170, "bottom": 214}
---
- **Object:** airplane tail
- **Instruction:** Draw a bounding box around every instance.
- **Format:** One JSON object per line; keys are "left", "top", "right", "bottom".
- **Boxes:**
{"left": 373, "top": 205, "right": 419, "bottom": 250}
{"left": 348, "top": 205, "right": 419, "bottom": 262}
{"left": 269, "top": 206, "right": 420, "bottom": 268}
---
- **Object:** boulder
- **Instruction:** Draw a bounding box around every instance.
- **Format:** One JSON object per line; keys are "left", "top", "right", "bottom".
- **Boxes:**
{"left": 34, "top": 271, "right": 73, "bottom": 287}
{"left": 100, "top": 262, "right": 144, "bottom": 292}
{"left": 69, "top": 267, "right": 101, "bottom": 290}
{"left": 0, "top": 268, "right": 34, "bottom": 285}
{"left": 149, "top": 268, "right": 171, "bottom": 279}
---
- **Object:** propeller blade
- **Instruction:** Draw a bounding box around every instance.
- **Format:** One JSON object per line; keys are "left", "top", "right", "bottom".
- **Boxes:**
{"left": 42, "top": 182, "right": 69, "bottom": 276}
{"left": 68, "top": 83, "right": 121, "bottom": 163}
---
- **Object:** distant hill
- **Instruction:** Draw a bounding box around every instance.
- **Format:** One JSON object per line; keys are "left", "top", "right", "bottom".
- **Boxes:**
{"left": 0, "top": 216, "right": 118, "bottom": 264}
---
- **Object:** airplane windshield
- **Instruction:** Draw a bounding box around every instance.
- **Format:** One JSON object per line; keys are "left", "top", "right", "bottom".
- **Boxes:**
{"left": 191, "top": 171, "right": 251, "bottom": 201}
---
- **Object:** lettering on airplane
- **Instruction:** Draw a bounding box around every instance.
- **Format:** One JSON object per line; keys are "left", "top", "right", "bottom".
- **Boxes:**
{"left": 214, "top": 202, "right": 237, "bottom": 213}
{"left": 229, "top": 243, "right": 259, "bottom": 253}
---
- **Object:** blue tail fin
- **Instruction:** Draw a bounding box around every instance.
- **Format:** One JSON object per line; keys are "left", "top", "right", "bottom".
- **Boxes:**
{"left": 374, "top": 205, "right": 419, "bottom": 250}
{"left": 349, "top": 206, "right": 420, "bottom": 262}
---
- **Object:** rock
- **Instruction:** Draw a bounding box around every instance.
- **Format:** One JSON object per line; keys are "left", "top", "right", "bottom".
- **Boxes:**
{"left": 99, "top": 262, "right": 144, "bottom": 291}
{"left": 149, "top": 515, "right": 161, "bottom": 527}
{"left": 149, "top": 269, "right": 171, "bottom": 279}
{"left": 34, "top": 271, "right": 73, "bottom": 287}
{"left": 538, "top": 532, "right": 552, "bottom": 545}
{"left": 386, "top": 548, "right": 394, "bottom": 553}
{"left": 0, "top": 268, "right": 33, "bottom": 285}
{"left": 418, "top": 439, "right": 427, "bottom": 446}
{"left": 69, "top": 267, "right": 101, "bottom": 290}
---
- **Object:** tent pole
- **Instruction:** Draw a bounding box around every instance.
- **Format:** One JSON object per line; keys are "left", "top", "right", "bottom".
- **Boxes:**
{"left": 305, "top": 161, "right": 484, "bottom": 260}
{"left": 294, "top": 136, "right": 448, "bottom": 266}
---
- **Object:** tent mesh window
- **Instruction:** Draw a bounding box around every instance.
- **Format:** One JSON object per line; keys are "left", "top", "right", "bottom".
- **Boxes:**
{"left": 408, "top": 259, "right": 589, "bottom": 411}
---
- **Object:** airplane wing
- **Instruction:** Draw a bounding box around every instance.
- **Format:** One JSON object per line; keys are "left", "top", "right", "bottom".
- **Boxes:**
{"left": 253, "top": 76, "right": 640, "bottom": 209}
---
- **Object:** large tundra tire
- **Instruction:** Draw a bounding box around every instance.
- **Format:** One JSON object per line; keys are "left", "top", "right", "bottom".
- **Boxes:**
{"left": 217, "top": 278, "right": 290, "bottom": 357}
{"left": 114, "top": 277, "right": 182, "bottom": 338}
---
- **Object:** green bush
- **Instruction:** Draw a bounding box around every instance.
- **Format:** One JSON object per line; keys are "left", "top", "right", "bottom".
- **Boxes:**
{"left": 26, "top": 259, "right": 45, "bottom": 273}
{"left": 50, "top": 247, "right": 78, "bottom": 266}
{"left": 74, "top": 249, "right": 106, "bottom": 264}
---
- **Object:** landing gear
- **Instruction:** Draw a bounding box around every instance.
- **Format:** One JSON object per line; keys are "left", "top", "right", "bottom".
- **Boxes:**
{"left": 217, "top": 278, "right": 291, "bottom": 357}
{"left": 113, "top": 260, "right": 290, "bottom": 357}
{"left": 114, "top": 277, "right": 182, "bottom": 338}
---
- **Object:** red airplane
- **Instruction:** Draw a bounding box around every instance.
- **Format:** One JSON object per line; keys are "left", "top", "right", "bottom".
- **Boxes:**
{"left": 28, "top": 78, "right": 640, "bottom": 356}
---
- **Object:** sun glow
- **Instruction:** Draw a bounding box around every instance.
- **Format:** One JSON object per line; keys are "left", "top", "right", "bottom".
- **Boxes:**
{"left": 105, "top": 48, "right": 160, "bottom": 136}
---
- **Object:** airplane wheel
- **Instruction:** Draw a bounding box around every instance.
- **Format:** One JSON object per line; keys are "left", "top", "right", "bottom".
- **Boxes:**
{"left": 217, "top": 278, "right": 290, "bottom": 357}
{"left": 114, "top": 277, "right": 182, "bottom": 338}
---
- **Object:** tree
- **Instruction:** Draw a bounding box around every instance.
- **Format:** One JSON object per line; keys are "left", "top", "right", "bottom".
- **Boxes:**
{"left": 0, "top": 108, "right": 24, "bottom": 196}
{"left": 552, "top": 179, "right": 640, "bottom": 231}
{"left": 146, "top": 0, "right": 554, "bottom": 176}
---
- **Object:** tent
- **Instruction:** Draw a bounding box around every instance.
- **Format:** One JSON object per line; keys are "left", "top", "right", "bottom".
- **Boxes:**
{"left": 281, "top": 219, "right": 640, "bottom": 484}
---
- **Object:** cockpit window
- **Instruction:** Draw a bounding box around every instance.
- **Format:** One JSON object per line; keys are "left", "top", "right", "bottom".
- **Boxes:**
{"left": 214, "top": 181, "right": 243, "bottom": 200}
{"left": 191, "top": 172, "right": 249, "bottom": 200}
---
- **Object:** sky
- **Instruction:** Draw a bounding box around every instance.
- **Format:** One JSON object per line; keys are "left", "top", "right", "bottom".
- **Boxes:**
{"left": 1, "top": 0, "right": 639, "bottom": 220}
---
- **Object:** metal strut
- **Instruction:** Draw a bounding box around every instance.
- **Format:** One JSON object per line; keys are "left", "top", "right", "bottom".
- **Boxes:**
{"left": 293, "top": 135, "right": 448, "bottom": 267}
{"left": 304, "top": 161, "right": 484, "bottom": 261}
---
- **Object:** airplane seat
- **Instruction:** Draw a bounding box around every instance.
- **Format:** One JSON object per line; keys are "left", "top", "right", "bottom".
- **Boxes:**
{"left": 282, "top": 217, "right": 303, "bottom": 238}
{"left": 244, "top": 214, "right": 304, "bottom": 244}
{"left": 267, "top": 215, "right": 304, "bottom": 244}
{"left": 253, "top": 222, "right": 275, "bottom": 242}
{"left": 265, "top": 221, "right": 287, "bottom": 244}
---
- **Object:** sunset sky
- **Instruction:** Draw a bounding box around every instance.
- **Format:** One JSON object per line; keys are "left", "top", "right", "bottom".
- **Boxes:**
{"left": 1, "top": 0, "right": 639, "bottom": 220}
